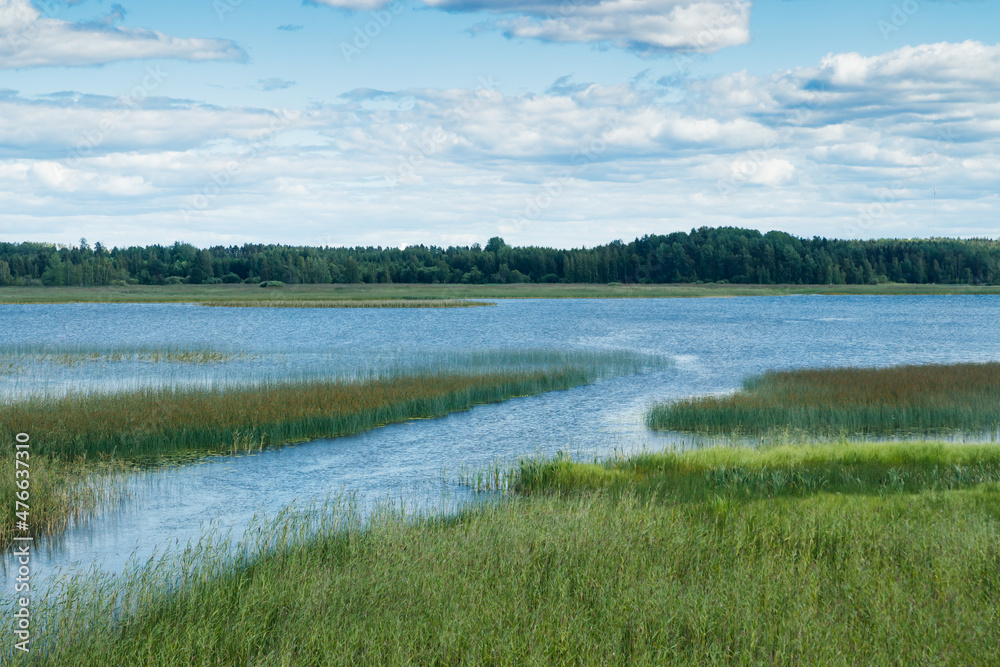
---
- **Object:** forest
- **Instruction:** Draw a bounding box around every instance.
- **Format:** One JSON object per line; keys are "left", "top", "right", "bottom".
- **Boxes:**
{"left": 2, "top": 227, "right": 998, "bottom": 287}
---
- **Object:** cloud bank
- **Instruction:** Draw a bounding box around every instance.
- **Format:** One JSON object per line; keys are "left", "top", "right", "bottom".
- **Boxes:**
{"left": 313, "top": 0, "right": 751, "bottom": 52}
{"left": 1, "top": 41, "right": 998, "bottom": 247}
{"left": 0, "top": 0, "right": 246, "bottom": 68}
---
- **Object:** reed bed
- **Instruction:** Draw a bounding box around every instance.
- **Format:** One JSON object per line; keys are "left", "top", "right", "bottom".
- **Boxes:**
{"left": 200, "top": 299, "right": 493, "bottom": 308}
{"left": 647, "top": 361, "right": 1000, "bottom": 436}
{"left": 0, "top": 344, "right": 249, "bottom": 371}
{"left": 0, "top": 349, "right": 660, "bottom": 543}
{"left": 513, "top": 439, "right": 1000, "bottom": 499}
{"left": 10, "top": 440, "right": 1000, "bottom": 665}
{"left": 0, "top": 457, "right": 133, "bottom": 546}
{"left": 0, "top": 370, "right": 593, "bottom": 463}
{"left": 0, "top": 362, "right": 616, "bottom": 542}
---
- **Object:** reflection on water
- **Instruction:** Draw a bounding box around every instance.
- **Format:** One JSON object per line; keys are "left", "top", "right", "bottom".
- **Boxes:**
{"left": 2, "top": 296, "right": 999, "bottom": 592}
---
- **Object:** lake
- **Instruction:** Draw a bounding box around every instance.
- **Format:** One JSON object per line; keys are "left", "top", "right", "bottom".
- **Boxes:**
{"left": 3, "top": 295, "right": 998, "bottom": 591}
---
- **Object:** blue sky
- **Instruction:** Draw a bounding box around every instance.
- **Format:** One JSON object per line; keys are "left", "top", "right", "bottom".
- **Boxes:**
{"left": 1, "top": 0, "right": 998, "bottom": 248}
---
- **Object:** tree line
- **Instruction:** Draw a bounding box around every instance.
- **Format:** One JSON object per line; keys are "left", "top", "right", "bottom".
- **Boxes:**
{"left": 2, "top": 227, "right": 998, "bottom": 287}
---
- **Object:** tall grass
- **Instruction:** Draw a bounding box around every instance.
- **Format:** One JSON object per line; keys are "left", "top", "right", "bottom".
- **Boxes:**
{"left": 3, "top": 282, "right": 1000, "bottom": 305}
{"left": 200, "top": 299, "right": 493, "bottom": 308}
{"left": 0, "top": 458, "right": 133, "bottom": 546}
{"left": 9, "top": 441, "right": 1000, "bottom": 665}
{"left": 648, "top": 362, "right": 1000, "bottom": 436}
{"left": 0, "top": 348, "right": 663, "bottom": 543}
{"left": 0, "top": 370, "right": 594, "bottom": 463}
{"left": 0, "top": 344, "right": 249, "bottom": 372}
{"left": 514, "top": 440, "right": 1000, "bottom": 499}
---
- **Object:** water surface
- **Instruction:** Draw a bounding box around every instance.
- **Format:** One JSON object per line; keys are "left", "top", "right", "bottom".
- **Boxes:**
{"left": 2, "top": 296, "right": 998, "bottom": 590}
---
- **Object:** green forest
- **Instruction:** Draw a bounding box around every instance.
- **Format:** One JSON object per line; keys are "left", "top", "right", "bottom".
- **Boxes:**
{"left": 2, "top": 227, "right": 999, "bottom": 287}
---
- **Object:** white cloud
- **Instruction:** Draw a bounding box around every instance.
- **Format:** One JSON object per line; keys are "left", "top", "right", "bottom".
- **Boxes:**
{"left": 29, "top": 161, "right": 152, "bottom": 196}
{"left": 0, "top": 0, "right": 246, "bottom": 68}
{"left": 812, "top": 41, "right": 1000, "bottom": 90}
{"left": 2, "top": 41, "right": 1000, "bottom": 247}
{"left": 484, "top": 0, "right": 752, "bottom": 53}
{"left": 315, "top": 0, "right": 750, "bottom": 53}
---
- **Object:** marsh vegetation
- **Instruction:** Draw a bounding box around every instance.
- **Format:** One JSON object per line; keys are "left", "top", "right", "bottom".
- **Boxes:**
{"left": 3, "top": 282, "right": 1000, "bottom": 305}
{"left": 10, "top": 440, "right": 999, "bottom": 665}
{"left": 0, "top": 348, "right": 658, "bottom": 544}
{"left": 4, "top": 318, "right": 998, "bottom": 665}
{"left": 0, "top": 344, "right": 251, "bottom": 374}
{"left": 200, "top": 299, "right": 493, "bottom": 308}
{"left": 647, "top": 362, "right": 1000, "bottom": 437}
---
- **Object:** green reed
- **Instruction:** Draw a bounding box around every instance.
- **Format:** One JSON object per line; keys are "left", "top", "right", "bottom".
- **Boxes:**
{"left": 200, "top": 299, "right": 493, "bottom": 308}
{"left": 647, "top": 362, "right": 1000, "bottom": 436}
{"left": 0, "top": 348, "right": 662, "bottom": 543}
{"left": 0, "top": 343, "right": 251, "bottom": 371}
{"left": 0, "top": 370, "right": 593, "bottom": 463}
{"left": 9, "top": 440, "right": 1000, "bottom": 665}
{"left": 0, "top": 457, "right": 134, "bottom": 547}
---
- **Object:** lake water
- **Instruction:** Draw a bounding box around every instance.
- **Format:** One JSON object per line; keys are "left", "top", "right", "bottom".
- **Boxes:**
{"left": 2, "top": 296, "right": 999, "bottom": 591}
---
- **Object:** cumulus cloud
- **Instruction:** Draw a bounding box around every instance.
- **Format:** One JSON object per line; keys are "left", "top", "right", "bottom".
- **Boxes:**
{"left": 491, "top": 0, "right": 751, "bottom": 53}
{"left": 0, "top": 90, "right": 294, "bottom": 160}
{"left": 2, "top": 41, "right": 999, "bottom": 247}
{"left": 809, "top": 40, "right": 1000, "bottom": 90}
{"left": 313, "top": 0, "right": 750, "bottom": 53}
{"left": 0, "top": 0, "right": 246, "bottom": 68}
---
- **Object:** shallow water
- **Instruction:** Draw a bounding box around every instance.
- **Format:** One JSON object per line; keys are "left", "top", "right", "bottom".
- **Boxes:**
{"left": 3, "top": 295, "right": 999, "bottom": 591}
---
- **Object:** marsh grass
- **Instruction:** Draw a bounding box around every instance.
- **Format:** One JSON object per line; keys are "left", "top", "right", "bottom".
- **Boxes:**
{"left": 513, "top": 440, "right": 1000, "bottom": 500}
{"left": 200, "top": 299, "right": 493, "bottom": 308}
{"left": 0, "top": 456, "right": 133, "bottom": 546}
{"left": 9, "top": 441, "right": 1000, "bottom": 665}
{"left": 0, "top": 344, "right": 250, "bottom": 372}
{"left": 647, "top": 362, "right": 1000, "bottom": 437}
{"left": 1, "top": 370, "right": 597, "bottom": 462}
{"left": 0, "top": 349, "right": 658, "bottom": 542}
{"left": 4, "top": 282, "right": 1000, "bottom": 305}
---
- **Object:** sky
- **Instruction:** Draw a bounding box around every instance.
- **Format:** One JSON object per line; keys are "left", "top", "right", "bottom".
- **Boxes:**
{"left": 0, "top": 0, "right": 998, "bottom": 249}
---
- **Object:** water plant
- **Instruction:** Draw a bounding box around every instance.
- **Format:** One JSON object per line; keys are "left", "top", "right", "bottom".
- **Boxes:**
{"left": 647, "top": 361, "right": 1000, "bottom": 436}
{"left": 0, "top": 344, "right": 251, "bottom": 371}
{"left": 1, "top": 370, "right": 596, "bottom": 463}
{"left": 0, "top": 348, "right": 661, "bottom": 543}
{"left": 8, "top": 440, "right": 1000, "bottom": 665}
{"left": 0, "top": 457, "right": 133, "bottom": 546}
{"left": 201, "top": 299, "right": 493, "bottom": 308}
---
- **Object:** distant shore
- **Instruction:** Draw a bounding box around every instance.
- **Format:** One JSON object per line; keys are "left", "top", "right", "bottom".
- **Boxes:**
{"left": 2, "top": 281, "right": 1000, "bottom": 305}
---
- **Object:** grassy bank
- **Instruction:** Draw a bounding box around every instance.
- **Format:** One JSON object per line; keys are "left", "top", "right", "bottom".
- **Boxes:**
{"left": 14, "top": 440, "right": 1000, "bottom": 665}
{"left": 648, "top": 362, "right": 1000, "bottom": 437}
{"left": 2, "top": 282, "right": 1000, "bottom": 304}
